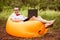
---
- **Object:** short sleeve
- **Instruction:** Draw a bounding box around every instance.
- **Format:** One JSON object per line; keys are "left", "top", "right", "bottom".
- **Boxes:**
{"left": 9, "top": 13, "right": 16, "bottom": 20}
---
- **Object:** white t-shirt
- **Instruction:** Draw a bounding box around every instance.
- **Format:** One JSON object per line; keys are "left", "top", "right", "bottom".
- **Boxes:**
{"left": 9, "top": 13, "right": 27, "bottom": 21}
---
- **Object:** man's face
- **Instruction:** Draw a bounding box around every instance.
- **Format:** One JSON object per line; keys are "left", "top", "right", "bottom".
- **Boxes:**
{"left": 14, "top": 8, "right": 19, "bottom": 14}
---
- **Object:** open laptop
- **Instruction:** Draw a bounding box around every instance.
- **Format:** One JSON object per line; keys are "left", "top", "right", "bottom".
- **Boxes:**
{"left": 28, "top": 9, "right": 38, "bottom": 18}
{"left": 24, "top": 9, "right": 38, "bottom": 21}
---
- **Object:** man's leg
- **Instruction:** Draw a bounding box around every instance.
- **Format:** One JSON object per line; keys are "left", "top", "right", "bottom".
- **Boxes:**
{"left": 28, "top": 16, "right": 55, "bottom": 27}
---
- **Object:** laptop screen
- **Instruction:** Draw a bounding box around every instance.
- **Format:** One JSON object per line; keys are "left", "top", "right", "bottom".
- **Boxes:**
{"left": 28, "top": 9, "right": 38, "bottom": 18}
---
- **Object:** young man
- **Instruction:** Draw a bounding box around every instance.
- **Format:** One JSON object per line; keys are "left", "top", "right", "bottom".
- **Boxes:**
{"left": 10, "top": 7, "right": 55, "bottom": 28}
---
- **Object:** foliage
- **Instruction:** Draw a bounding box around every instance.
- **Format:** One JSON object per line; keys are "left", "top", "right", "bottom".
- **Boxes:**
{"left": 0, "top": 0, "right": 60, "bottom": 11}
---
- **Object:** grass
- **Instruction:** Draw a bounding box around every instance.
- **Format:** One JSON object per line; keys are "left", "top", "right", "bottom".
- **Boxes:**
{"left": 38, "top": 10, "right": 60, "bottom": 30}
{"left": 0, "top": 8, "right": 60, "bottom": 30}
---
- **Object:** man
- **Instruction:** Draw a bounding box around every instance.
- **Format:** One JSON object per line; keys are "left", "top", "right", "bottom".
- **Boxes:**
{"left": 10, "top": 7, "right": 55, "bottom": 28}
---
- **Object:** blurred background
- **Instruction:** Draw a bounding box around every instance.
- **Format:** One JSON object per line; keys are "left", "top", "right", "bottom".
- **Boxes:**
{"left": 0, "top": 0, "right": 60, "bottom": 40}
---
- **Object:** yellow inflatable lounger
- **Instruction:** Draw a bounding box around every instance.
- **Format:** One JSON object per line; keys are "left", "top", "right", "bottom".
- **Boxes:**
{"left": 6, "top": 18, "right": 48, "bottom": 38}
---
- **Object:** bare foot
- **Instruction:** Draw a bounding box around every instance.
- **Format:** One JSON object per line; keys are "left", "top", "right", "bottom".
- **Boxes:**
{"left": 45, "top": 20, "right": 55, "bottom": 28}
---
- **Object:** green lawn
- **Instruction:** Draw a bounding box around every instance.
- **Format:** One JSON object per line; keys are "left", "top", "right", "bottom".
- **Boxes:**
{"left": 0, "top": 8, "right": 60, "bottom": 30}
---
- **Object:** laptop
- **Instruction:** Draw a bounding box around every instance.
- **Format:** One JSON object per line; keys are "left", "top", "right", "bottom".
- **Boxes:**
{"left": 28, "top": 9, "right": 38, "bottom": 18}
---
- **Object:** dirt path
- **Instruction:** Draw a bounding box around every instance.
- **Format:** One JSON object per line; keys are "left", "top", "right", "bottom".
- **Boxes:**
{"left": 0, "top": 24, "right": 60, "bottom": 40}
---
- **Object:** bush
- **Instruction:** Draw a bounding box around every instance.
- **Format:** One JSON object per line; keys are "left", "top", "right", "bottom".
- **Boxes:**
{"left": 0, "top": 6, "right": 3, "bottom": 12}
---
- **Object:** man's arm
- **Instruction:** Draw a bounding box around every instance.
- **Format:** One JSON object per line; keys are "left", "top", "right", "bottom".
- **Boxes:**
{"left": 10, "top": 18, "right": 23, "bottom": 22}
